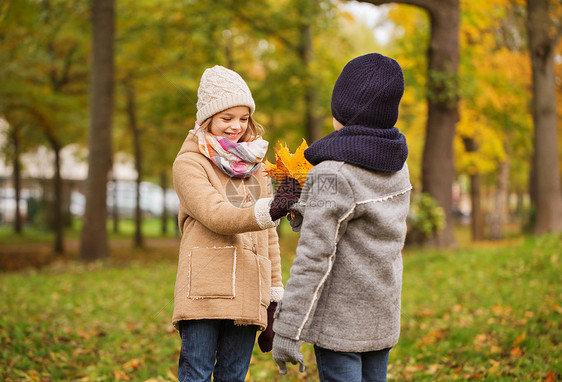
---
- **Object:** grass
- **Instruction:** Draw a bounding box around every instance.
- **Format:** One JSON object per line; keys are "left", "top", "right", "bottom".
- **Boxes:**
{"left": 394, "top": 234, "right": 561, "bottom": 380}
{"left": 0, "top": 225, "right": 560, "bottom": 381}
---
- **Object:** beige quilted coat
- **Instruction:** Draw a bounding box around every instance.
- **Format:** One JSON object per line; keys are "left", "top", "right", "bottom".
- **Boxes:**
{"left": 172, "top": 132, "right": 282, "bottom": 330}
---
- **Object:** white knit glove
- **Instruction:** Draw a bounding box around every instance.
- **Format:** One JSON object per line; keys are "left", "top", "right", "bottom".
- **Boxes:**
{"left": 272, "top": 335, "right": 305, "bottom": 374}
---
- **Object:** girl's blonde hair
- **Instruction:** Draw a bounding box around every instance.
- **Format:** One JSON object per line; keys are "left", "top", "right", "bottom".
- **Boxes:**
{"left": 199, "top": 113, "right": 264, "bottom": 142}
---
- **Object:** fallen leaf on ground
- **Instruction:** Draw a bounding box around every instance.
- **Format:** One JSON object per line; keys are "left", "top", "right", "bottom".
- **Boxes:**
{"left": 510, "top": 346, "right": 523, "bottom": 357}
{"left": 123, "top": 358, "right": 141, "bottom": 370}
{"left": 544, "top": 371, "right": 556, "bottom": 382}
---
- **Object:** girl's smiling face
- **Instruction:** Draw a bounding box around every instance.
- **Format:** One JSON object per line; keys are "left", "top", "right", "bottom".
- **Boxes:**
{"left": 210, "top": 106, "right": 250, "bottom": 142}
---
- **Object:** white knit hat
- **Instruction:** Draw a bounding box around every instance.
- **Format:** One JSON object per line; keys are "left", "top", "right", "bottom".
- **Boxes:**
{"left": 196, "top": 65, "right": 256, "bottom": 124}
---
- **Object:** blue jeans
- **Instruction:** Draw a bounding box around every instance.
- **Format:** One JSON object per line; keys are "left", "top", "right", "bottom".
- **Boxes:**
{"left": 178, "top": 320, "right": 258, "bottom": 382}
{"left": 314, "top": 346, "right": 391, "bottom": 382}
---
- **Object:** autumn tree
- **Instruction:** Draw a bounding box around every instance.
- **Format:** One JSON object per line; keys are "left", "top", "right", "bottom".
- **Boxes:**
{"left": 354, "top": 0, "right": 460, "bottom": 247}
{"left": 226, "top": 0, "right": 339, "bottom": 143}
{"left": 39, "top": 0, "right": 89, "bottom": 254}
{"left": 526, "top": 0, "right": 562, "bottom": 234}
{"left": 455, "top": 0, "right": 532, "bottom": 240}
{"left": 0, "top": 3, "right": 35, "bottom": 235}
{"left": 1, "top": 0, "right": 89, "bottom": 251}
{"left": 112, "top": 0, "right": 221, "bottom": 245}
{"left": 80, "top": 0, "right": 115, "bottom": 261}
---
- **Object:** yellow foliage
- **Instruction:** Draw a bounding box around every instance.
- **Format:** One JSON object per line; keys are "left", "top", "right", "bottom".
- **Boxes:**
{"left": 455, "top": 0, "right": 533, "bottom": 183}
{"left": 263, "top": 140, "right": 314, "bottom": 187}
{"left": 456, "top": 103, "right": 507, "bottom": 176}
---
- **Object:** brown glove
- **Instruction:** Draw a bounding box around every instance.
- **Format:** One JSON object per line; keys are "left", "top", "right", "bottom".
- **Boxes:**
{"left": 269, "top": 178, "right": 302, "bottom": 221}
{"left": 257, "top": 301, "right": 277, "bottom": 352}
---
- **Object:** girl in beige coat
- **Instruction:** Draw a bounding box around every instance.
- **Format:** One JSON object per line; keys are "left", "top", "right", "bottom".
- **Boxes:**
{"left": 172, "top": 65, "right": 282, "bottom": 382}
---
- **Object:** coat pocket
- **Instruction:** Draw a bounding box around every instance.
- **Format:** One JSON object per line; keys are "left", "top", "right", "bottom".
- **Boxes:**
{"left": 188, "top": 246, "right": 236, "bottom": 299}
{"left": 257, "top": 255, "right": 271, "bottom": 307}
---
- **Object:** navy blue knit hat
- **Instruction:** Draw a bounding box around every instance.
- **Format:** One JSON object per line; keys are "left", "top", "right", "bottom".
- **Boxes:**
{"left": 331, "top": 53, "right": 404, "bottom": 129}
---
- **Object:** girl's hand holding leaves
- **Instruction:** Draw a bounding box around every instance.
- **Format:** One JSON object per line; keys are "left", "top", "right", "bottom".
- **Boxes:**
{"left": 264, "top": 140, "right": 313, "bottom": 221}
{"left": 269, "top": 177, "right": 302, "bottom": 220}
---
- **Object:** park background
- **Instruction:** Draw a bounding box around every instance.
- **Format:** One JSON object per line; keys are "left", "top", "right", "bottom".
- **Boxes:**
{"left": 0, "top": 0, "right": 561, "bottom": 380}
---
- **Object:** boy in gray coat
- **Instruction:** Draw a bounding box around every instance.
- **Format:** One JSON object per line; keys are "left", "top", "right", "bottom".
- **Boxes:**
{"left": 270, "top": 53, "right": 412, "bottom": 381}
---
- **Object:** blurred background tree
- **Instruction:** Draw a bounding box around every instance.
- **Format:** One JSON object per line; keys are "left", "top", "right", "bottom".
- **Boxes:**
{"left": 456, "top": 0, "right": 531, "bottom": 241}
{"left": 1, "top": 0, "right": 90, "bottom": 254}
{"left": 80, "top": 0, "right": 114, "bottom": 262}
{"left": 526, "top": 0, "right": 562, "bottom": 234}
{"left": 354, "top": 0, "right": 461, "bottom": 247}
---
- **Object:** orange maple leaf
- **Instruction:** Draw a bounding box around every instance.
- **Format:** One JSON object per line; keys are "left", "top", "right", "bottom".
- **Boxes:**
{"left": 263, "top": 140, "right": 314, "bottom": 187}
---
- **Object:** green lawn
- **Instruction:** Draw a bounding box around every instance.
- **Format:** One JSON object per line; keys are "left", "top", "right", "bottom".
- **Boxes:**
{"left": 0, "top": 229, "right": 560, "bottom": 381}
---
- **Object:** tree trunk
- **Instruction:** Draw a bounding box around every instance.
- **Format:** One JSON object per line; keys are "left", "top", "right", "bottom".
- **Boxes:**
{"left": 44, "top": 132, "right": 65, "bottom": 254}
{"left": 51, "top": 140, "right": 64, "bottom": 254}
{"left": 526, "top": 0, "right": 562, "bottom": 234}
{"left": 65, "top": 181, "right": 73, "bottom": 228}
{"left": 489, "top": 160, "right": 510, "bottom": 240}
{"left": 463, "top": 137, "right": 484, "bottom": 241}
{"left": 469, "top": 172, "right": 485, "bottom": 240}
{"left": 297, "top": 1, "right": 322, "bottom": 143}
{"left": 125, "top": 79, "right": 144, "bottom": 248}
{"left": 111, "top": 176, "right": 119, "bottom": 234}
{"left": 422, "top": 2, "right": 459, "bottom": 247}
{"left": 357, "top": 0, "right": 460, "bottom": 247}
{"left": 80, "top": 0, "right": 115, "bottom": 261}
{"left": 10, "top": 124, "right": 23, "bottom": 234}
{"left": 160, "top": 171, "right": 168, "bottom": 236}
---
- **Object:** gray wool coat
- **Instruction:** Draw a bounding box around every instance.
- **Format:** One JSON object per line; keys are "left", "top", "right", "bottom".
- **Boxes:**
{"left": 273, "top": 160, "right": 411, "bottom": 352}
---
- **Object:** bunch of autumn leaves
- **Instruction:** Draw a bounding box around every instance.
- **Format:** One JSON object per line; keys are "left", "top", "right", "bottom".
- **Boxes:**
{"left": 263, "top": 140, "right": 313, "bottom": 189}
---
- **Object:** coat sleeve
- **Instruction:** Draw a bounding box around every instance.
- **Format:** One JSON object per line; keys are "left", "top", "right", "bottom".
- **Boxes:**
{"left": 173, "top": 154, "right": 278, "bottom": 235}
{"left": 273, "top": 165, "right": 355, "bottom": 340}
{"left": 264, "top": 175, "right": 283, "bottom": 301}
{"left": 267, "top": 226, "right": 284, "bottom": 301}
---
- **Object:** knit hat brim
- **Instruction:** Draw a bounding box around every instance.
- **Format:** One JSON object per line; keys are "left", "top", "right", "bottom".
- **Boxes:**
{"left": 196, "top": 94, "right": 255, "bottom": 125}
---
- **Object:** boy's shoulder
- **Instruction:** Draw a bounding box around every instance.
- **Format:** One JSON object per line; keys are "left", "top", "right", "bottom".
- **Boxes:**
{"left": 308, "top": 160, "right": 345, "bottom": 175}
{"left": 306, "top": 161, "right": 348, "bottom": 191}
{"left": 307, "top": 161, "right": 411, "bottom": 199}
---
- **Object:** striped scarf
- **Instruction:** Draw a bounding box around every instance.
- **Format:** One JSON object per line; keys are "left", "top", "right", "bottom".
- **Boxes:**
{"left": 194, "top": 123, "right": 269, "bottom": 178}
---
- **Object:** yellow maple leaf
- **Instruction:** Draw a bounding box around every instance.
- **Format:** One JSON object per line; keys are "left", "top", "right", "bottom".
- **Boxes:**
{"left": 263, "top": 140, "right": 314, "bottom": 187}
